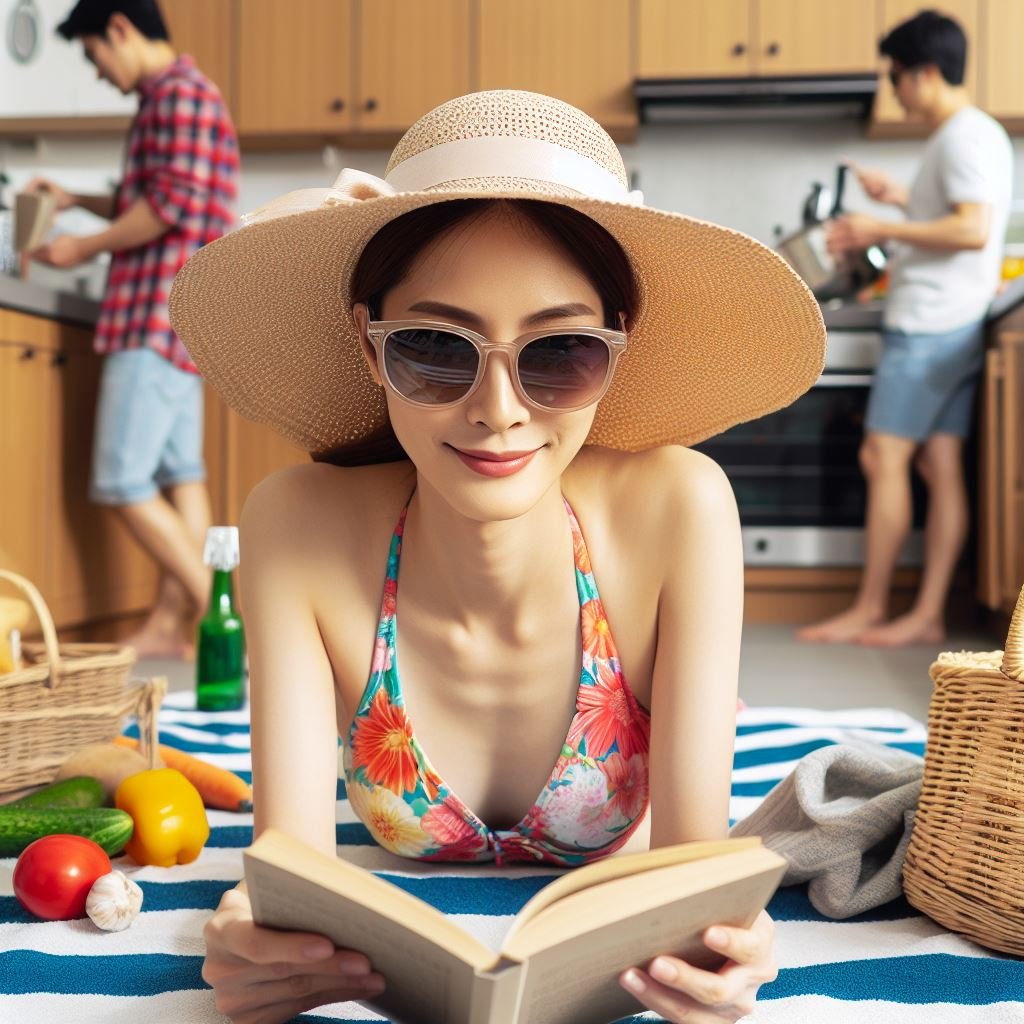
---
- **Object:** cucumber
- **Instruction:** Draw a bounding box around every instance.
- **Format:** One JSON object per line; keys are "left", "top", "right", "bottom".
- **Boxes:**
{"left": 0, "top": 807, "right": 134, "bottom": 857}
{"left": 10, "top": 776, "right": 106, "bottom": 810}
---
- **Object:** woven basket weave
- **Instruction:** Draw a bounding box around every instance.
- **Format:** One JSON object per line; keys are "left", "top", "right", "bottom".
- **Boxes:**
{"left": 0, "top": 569, "right": 164, "bottom": 794}
{"left": 902, "top": 583, "right": 1024, "bottom": 956}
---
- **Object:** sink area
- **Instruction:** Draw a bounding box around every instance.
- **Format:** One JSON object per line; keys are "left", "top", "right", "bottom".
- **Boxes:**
{"left": 0, "top": 273, "right": 101, "bottom": 327}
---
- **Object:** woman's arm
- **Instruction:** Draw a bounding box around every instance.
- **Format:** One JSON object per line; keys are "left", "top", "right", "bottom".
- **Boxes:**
{"left": 647, "top": 448, "right": 743, "bottom": 849}
{"left": 617, "top": 448, "right": 778, "bottom": 1023}
{"left": 240, "top": 467, "right": 342, "bottom": 858}
{"left": 201, "top": 467, "right": 386, "bottom": 1023}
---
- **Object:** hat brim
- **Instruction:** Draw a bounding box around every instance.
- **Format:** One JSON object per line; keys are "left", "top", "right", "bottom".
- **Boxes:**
{"left": 169, "top": 188, "right": 825, "bottom": 458}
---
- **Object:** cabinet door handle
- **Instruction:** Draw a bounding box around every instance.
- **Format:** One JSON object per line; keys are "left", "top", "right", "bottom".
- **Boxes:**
{"left": 329, "top": 98, "right": 345, "bottom": 112}
{"left": 766, "top": 42, "right": 780, "bottom": 56}
{"left": 364, "top": 97, "right": 378, "bottom": 112}
{"left": 732, "top": 42, "right": 746, "bottom": 56}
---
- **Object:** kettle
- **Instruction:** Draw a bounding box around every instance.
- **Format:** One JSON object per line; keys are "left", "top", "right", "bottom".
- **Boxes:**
{"left": 777, "top": 164, "right": 887, "bottom": 302}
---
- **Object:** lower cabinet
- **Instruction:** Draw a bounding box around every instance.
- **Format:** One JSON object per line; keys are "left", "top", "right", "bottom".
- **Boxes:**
{"left": 978, "top": 317, "right": 1024, "bottom": 612}
{"left": 0, "top": 309, "right": 158, "bottom": 628}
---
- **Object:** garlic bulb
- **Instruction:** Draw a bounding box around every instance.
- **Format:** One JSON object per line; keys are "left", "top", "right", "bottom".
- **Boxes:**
{"left": 86, "top": 871, "right": 144, "bottom": 931}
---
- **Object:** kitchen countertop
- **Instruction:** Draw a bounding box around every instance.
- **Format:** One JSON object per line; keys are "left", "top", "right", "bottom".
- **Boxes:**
{"left": 0, "top": 273, "right": 101, "bottom": 327}
{"left": 821, "top": 273, "right": 1024, "bottom": 332}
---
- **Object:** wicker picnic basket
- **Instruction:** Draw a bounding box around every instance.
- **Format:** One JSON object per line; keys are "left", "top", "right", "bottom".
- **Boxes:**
{"left": 0, "top": 569, "right": 164, "bottom": 795}
{"left": 902, "top": 583, "right": 1024, "bottom": 957}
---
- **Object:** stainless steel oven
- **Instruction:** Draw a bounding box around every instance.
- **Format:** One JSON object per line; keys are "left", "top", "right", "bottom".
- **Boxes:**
{"left": 694, "top": 330, "right": 925, "bottom": 567}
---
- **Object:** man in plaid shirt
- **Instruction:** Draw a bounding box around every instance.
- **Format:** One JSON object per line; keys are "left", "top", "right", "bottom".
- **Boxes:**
{"left": 30, "top": 0, "right": 238, "bottom": 657}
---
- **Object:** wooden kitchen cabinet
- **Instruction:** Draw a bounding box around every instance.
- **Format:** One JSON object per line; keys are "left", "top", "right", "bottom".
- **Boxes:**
{"left": 477, "top": 0, "right": 635, "bottom": 133}
{"left": 358, "top": 0, "right": 472, "bottom": 134}
{"left": 236, "top": 0, "right": 354, "bottom": 134}
{"left": 637, "top": 0, "right": 875, "bottom": 79}
{"left": 0, "top": 309, "right": 156, "bottom": 629}
{"left": 756, "top": 0, "right": 876, "bottom": 75}
{"left": 871, "top": 0, "right": 978, "bottom": 133}
{"left": 0, "top": 326, "right": 51, "bottom": 592}
{"left": 162, "top": 0, "right": 235, "bottom": 113}
{"left": 637, "top": 0, "right": 752, "bottom": 78}
{"left": 979, "top": 313, "right": 1024, "bottom": 613}
{"left": 978, "top": 0, "right": 1024, "bottom": 121}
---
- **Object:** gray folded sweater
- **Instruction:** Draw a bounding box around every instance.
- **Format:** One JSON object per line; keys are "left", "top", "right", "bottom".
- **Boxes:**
{"left": 730, "top": 741, "right": 923, "bottom": 919}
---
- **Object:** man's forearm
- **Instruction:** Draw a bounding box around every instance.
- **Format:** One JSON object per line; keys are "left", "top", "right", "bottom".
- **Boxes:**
{"left": 882, "top": 213, "right": 988, "bottom": 252}
{"left": 72, "top": 193, "right": 117, "bottom": 219}
{"left": 79, "top": 196, "right": 169, "bottom": 258}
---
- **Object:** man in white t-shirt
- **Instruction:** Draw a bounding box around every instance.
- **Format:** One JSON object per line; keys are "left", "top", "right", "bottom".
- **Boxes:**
{"left": 798, "top": 10, "right": 1013, "bottom": 648}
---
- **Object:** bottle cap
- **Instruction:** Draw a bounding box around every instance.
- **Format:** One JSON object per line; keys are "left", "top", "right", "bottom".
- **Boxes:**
{"left": 204, "top": 526, "right": 240, "bottom": 571}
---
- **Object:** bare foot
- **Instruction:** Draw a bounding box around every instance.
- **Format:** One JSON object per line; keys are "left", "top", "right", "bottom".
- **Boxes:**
{"left": 123, "top": 623, "right": 191, "bottom": 660}
{"left": 795, "top": 606, "right": 885, "bottom": 644}
{"left": 856, "top": 614, "right": 945, "bottom": 648}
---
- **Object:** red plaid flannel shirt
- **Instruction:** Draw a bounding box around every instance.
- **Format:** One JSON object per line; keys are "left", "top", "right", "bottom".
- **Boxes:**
{"left": 95, "top": 55, "right": 239, "bottom": 374}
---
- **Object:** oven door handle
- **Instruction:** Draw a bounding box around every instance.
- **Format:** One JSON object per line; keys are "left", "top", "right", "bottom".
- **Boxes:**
{"left": 814, "top": 373, "right": 874, "bottom": 387}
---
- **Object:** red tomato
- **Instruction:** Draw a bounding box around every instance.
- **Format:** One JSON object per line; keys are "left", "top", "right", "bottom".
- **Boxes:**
{"left": 13, "top": 834, "right": 112, "bottom": 921}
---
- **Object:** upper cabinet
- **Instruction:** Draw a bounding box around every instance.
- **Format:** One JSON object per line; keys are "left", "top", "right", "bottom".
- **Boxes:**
{"left": 756, "top": 0, "right": 876, "bottom": 75}
{"left": 235, "top": 0, "right": 473, "bottom": 138}
{"left": 871, "top": 0, "right": 978, "bottom": 132}
{"left": 358, "top": 0, "right": 472, "bottom": 135}
{"left": 637, "top": 0, "right": 752, "bottom": 79}
{"left": 637, "top": 0, "right": 874, "bottom": 79}
{"left": 477, "top": 0, "right": 633, "bottom": 132}
{"left": 236, "top": 0, "right": 354, "bottom": 134}
{"left": 979, "top": 0, "right": 1024, "bottom": 121}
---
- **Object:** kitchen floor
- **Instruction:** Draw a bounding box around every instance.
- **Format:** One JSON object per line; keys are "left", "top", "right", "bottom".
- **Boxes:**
{"left": 140, "top": 622, "right": 1002, "bottom": 723}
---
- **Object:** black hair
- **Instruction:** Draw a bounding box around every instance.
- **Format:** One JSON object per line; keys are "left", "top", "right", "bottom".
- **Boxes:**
{"left": 879, "top": 9, "right": 967, "bottom": 85}
{"left": 57, "top": 0, "right": 169, "bottom": 41}
{"left": 352, "top": 199, "right": 638, "bottom": 332}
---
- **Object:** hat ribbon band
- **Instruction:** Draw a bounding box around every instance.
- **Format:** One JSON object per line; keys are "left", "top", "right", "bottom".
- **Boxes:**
{"left": 384, "top": 136, "right": 642, "bottom": 205}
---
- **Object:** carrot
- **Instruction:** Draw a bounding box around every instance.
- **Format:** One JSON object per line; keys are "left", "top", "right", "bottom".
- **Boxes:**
{"left": 113, "top": 736, "right": 253, "bottom": 813}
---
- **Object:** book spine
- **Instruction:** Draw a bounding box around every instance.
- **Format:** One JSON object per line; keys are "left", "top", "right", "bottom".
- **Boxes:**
{"left": 468, "top": 959, "right": 525, "bottom": 1024}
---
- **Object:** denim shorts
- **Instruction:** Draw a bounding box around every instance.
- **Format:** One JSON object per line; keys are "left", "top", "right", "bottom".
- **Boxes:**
{"left": 865, "top": 321, "right": 985, "bottom": 442}
{"left": 90, "top": 348, "right": 206, "bottom": 505}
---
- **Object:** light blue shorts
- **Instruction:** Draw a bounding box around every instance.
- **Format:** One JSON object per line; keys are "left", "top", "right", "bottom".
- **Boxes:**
{"left": 90, "top": 348, "right": 206, "bottom": 506}
{"left": 865, "top": 321, "right": 985, "bottom": 442}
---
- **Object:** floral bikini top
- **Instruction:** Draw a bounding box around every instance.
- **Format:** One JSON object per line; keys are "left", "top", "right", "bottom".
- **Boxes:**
{"left": 343, "top": 498, "right": 651, "bottom": 867}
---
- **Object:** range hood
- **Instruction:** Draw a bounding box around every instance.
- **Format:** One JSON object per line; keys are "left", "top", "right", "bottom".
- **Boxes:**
{"left": 634, "top": 75, "right": 878, "bottom": 122}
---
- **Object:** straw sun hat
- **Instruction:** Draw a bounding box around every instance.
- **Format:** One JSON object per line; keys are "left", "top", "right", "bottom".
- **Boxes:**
{"left": 169, "top": 90, "right": 825, "bottom": 462}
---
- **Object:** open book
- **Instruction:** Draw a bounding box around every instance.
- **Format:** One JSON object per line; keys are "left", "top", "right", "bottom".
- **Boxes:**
{"left": 244, "top": 829, "right": 786, "bottom": 1024}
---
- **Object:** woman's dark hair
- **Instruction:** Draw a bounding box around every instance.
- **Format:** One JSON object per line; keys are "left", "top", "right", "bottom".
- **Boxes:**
{"left": 879, "top": 9, "right": 966, "bottom": 85}
{"left": 351, "top": 199, "right": 639, "bottom": 331}
{"left": 58, "top": 0, "right": 169, "bottom": 41}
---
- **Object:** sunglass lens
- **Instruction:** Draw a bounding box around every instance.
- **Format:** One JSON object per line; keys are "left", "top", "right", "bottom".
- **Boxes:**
{"left": 384, "top": 328, "right": 480, "bottom": 404}
{"left": 518, "top": 334, "right": 611, "bottom": 409}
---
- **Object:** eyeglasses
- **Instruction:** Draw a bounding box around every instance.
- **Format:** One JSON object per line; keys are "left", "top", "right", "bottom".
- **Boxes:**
{"left": 366, "top": 318, "right": 627, "bottom": 412}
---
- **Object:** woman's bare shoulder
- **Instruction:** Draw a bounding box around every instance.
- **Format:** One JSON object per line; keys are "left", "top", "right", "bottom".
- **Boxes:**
{"left": 239, "top": 459, "right": 416, "bottom": 560}
{"left": 567, "top": 444, "right": 736, "bottom": 526}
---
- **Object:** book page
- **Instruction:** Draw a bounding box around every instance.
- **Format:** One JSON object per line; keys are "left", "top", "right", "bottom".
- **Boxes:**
{"left": 505, "top": 836, "right": 764, "bottom": 943}
{"left": 505, "top": 850, "right": 786, "bottom": 1024}
{"left": 244, "top": 829, "right": 495, "bottom": 1024}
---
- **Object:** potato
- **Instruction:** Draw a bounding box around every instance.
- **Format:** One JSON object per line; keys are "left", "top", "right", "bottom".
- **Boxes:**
{"left": 55, "top": 743, "right": 163, "bottom": 803}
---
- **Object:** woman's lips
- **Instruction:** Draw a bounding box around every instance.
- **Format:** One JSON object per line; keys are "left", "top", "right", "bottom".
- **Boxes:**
{"left": 451, "top": 446, "right": 540, "bottom": 478}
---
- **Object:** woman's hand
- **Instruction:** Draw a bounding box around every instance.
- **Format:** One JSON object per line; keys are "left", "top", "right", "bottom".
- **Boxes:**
{"left": 202, "top": 886, "right": 387, "bottom": 1024}
{"left": 618, "top": 909, "right": 777, "bottom": 1022}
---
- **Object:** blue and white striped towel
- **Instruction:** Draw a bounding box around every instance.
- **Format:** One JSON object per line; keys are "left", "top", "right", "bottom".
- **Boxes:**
{"left": 2, "top": 692, "right": 1022, "bottom": 1024}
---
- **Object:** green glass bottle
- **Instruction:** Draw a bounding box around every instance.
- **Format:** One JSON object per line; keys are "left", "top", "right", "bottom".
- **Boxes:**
{"left": 196, "top": 526, "right": 246, "bottom": 712}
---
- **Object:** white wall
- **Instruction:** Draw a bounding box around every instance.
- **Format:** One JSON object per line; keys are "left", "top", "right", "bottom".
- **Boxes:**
{"left": 6, "top": 116, "right": 1024, "bottom": 297}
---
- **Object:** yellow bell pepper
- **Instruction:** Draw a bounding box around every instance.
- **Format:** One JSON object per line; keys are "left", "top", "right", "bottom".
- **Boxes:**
{"left": 115, "top": 768, "right": 211, "bottom": 867}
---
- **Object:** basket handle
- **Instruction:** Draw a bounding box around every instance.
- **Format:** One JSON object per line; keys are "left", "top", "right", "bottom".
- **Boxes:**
{"left": 1002, "top": 583, "right": 1024, "bottom": 681}
{"left": 0, "top": 569, "right": 63, "bottom": 689}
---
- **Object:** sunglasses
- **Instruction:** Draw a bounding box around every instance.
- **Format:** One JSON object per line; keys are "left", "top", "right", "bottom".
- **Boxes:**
{"left": 366, "top": 317, "right": 627, "bottom": 412}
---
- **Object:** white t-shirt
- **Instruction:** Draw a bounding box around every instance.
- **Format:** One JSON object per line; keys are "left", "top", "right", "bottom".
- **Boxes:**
{"left": 883, "top": 106, "right": 1013, "bottom": 334}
